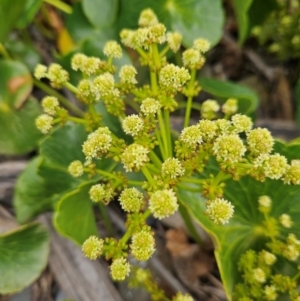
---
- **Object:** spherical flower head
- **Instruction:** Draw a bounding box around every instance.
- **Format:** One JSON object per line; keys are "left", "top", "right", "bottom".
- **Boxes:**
{"left": 215, "top": 119, "right": 231, "bottom": 134}
{"left": 140, "top": 98, "right": 161, "bottom": 116}
{"left": 213, "top": 134, "right": 246, "bottom": 163}
{"left": 122, "top": 114, "right": 144, "bottom": 136}
{"left": 138, "top": 8, "right": 158, "bottom": 27}
{"left": 121, "top": 143, "right": 149, "bottom": 172}
{"left": 93, "top": 72, "right": 118, "bottom": 98}
{"left": 103, "top": 41, "right": 122, "bottom": 58}
{"left": 179, "top": 125, "right": 202, "bottom": 147}
{"left": 41, "top": 96, "right": 59, "bottom": 115}
{"left": 149, "top": 189, "right": 178, "bottom": 219}
{"left": 82, "top": 235, "right": 104, "bottom": 260}
{"left": 132, "top": 28, "right": 149, "bottom": 49}
{"left": 198, "top": 120, "right": 217, "bottom": 141}
{"left": 201, "top": 99, "right": 220, "bottom": 119}
{"left": 47, "top": 63, "right": 69, "bottom": 88}
{"left": 34, "top": 64, "right": 47, "bottom": 80}
{"left": 284, "top": 244, "right": 299, "bottom": 261}
{"left": 68, "top": 160, "right": 84, "bottom": 177}
{"left": 35, "top": 114, "right": 53, "bottom": 134}
{"left": 167, "top": 32, "right": 182, "bottom": 53}
{"left": 77, "top": 79, "right": 98, "bottom": 103}
{"left": 279, "top": 214, "right": 293, "bottom": 228}
{"left": 89, "top": 184, "right": 114, "bottom": 204}
{"left": 172, "top": 292, "right": 194, "bottom": 301}
{"left": 264, "top": 285, "right": 277, "bottom": 301}
{"left": 205, "top": 198, "right": 234, "bottom": 225}
{"left": 71, "top": 54, "right": 100, "bottom": 75}
{"left": 253, "top": 268, "right": 266, "bottom": 283}
{"left": 119, "top": 65, "right": 137, "bottom": 84}
{"left": 258, "top": 195, "right": 272, "bottom": 208}
{"left": 131, "top": 230, "right": 155, "bottom": 261}
{"left": 182, "top": 48, "right": 203, "bottom": 69}
{"left": 161, "top": 157, "right": 185, "bottom": 179}
{"left": 222, "top": 98, "right": 238, "bottom": 115}
{"left": 193, "top": 38, "right": 210, "bottom": 53}
{"left": 135, "top": 268, "right": 149, "bottom": 282}
{"left": 261, "top": 250, "right": 277, "bottom": 265}
{"left": 82, "top": 127, "right": 113, "bottom": 161}
{"left": 284, "top": 160, "right": 300, "bottom": 185}
{"left": 247, "top": 128, "right": 274, "bottom": 156}
{"left": 148, "top": 23, "right": 166, "bottom": 44}
{"left": 110, "top": 257, "right": 131, "bottom": 281}
{"left": 263, "top": 153, "right": 288, "bottom": 180}
{"left": 119, "top": 188, "right": 144, "bottom": 212}
{"left": 231, "top": 114, "right": 253, "bottom": 133}
{"left": 120, "top": 29, "right": 135, "bottom": 48}
{"left": 159, "top": 64, "right": 190, "bottom": 94}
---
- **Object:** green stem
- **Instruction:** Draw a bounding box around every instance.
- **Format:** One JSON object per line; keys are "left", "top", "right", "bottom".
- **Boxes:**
{"left": 213, "top": 170, "right": 231, "bottom": 186}
{"left": 146, "top": 163, "right": 160, "bottom": 173}
{"left": 181, "top": 177, "right": 204, "bottom": 184}
{"left": 95, "top": 168, "right": 118, "bottom": 179}
{"left": 149, "top": 150, "right": 162, "bottom": 167}
{"left": 184, "top": 68, "right": 197, "bottom": 127}
{"left": 141, "top": 166, "right": 155, "bottom": 185}
{"left": 67, "top": 116, "right": 87, "bottom": 124}
{"left": 64, "top": 82, "right": 78, "bottom": 94}
{"left": 136, "top": 47, "right": 148, "bottom": 59}
{"left": 177, "top": 183, "right": 202, "bottom": 192}
{"left": 0, "top": 43, "right": 11, "bottom": 59}
{"left": 151, "top": 44, "right": 161, "bottom": 68}
{"left": 160, "top": 45, "right": 169, "bottom": 57}
{"left": 33, "top": 79, "right": 84, "bottom": 117}
{"left": 164, "top": 109, "right": 172, "bottom": 156}
{"left": 150, "top": 72, "right": 158, "bottom": 94}
{"left": 155, "top": 128, "right": 167, "bottom": 160}
{"left": 98, "top": 203, "right": 114, "bottom": 236}
{"left": 43, "top": 0, "right": 72, "bottom": 14}
{"left": 178, "top": 202, "right": 203, "bottom": 246}
{"left": 158, "top": 111, "right": 169, "bottom": 158}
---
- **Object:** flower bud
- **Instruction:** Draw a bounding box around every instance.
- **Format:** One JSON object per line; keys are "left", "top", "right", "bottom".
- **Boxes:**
{"left": 205, "top": 198, "right": 234, "bottom": 225}
{"left": 34, "top": 64, "right": 47, "bottom": 80}
{"left": 41, "top": 96, "right": 59, "bottom": 116}
{"left": 253, "top": 268, "right": 266, "bottom": 283}
{"left": 182, "top": 48, "right": 205, "bottom": 69}
{"left": 47, "top": 63, "right": 69, "bottom": 88}
{"left": 222, "top": 98, "right": 238, "bottom": 115}
{"left": 68, "top": 160, "right": 84, "bottom": 177}
{"left": 119, "top": 65, "right": 137, "bottom": 84}
{"left": 35, "top": 114, "right": 53, "bottom": 134}
{"left": 103, "top": 41, "right": 122, "bottom": 58}
{"left": 231, "top": 114, "right": 253, "bottom": 133}
{"left": 119, "top": 188, "right": 144, "bottom": 212}
{"left": 110, "top": 257, "right": 131, "bottom": 281}
{"left": 148, "top": 23, "right": 166, "bottom": 44}
{"left": 193, "top": 38, "right": 210, "bottom": 53}
{"left": 140, "top": 98, "right": 161, "bottom": 116}
{"left": 279, "top": 214, "right": 293, "bottom": 228}
{"left": 284, "top": 160, "right": 300, "bottom": 185}
{"left": 131, "top": 230, "right": 155, "bottom": 261}
{"left": 138, "top": 8, "right": 158, "bottom": 27}
{"left": 122, "top": 114, "right": 144, "bottom": 136}
{"left": 161, "top": 157, "right": 185, "bottom": 179}
{"left": 264, "top": 285, "right": 277, "bottom": 301}
{"left": 198, "top": 120, "right": 217, "bottom": 141}
{"left": 201, "top": 99, "right": 220, "bottom": 119}
{"left": 121, "top": 143, "right": 149, "bottom": 172}
{"left": 82, "top": 235, "right": 104, "bottom": 260}
{"left": 167, "top": 32, "right": 182, "bottom": 53}
{"left": 89, "top": 184, "right": 114, "bottom": 204}
{"left": 149, "top": 189, "right": 178, "bottom": 219}
{"left": 93, "top": 72, "right": 119, "bottom": 98}
{"left": 71, "top": 54, "right": 101, "bottom": 75}
{"left": 179, "top": 125, "right": 202, "bottom": 147}
{"left": 247, "top": 128, "right": 274, "bottom": 156}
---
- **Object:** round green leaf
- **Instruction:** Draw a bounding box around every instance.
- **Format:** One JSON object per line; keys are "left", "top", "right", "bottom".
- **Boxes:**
{"left": 0, "top": 60, "right": 41, "bottom": 154}
{"left": 54, "top": 184, "right": 98, "bottom": 245}
{"left": 0, "top": 0, "right": 26, "bottom": 42}
{"left": 180, "top": 143, "right": 300, "bottom": 299}
{"left": 82, "top": 0, "right": 118, "bottom": 29}
{"left": 0, "top": 223, "right": 49, "bottom": 294}
{"left": 117, "top": 0, "right": 224, "bottom": 47}
{"left": 199, "top": 77, "right": 259, "bottom": 114}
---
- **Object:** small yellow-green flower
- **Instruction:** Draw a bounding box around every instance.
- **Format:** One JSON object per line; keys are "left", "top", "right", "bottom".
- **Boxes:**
{"left": 167, "top": 32, "right": 182, "bottom": 52}
{"left": 82, "top": 235, "right": 104, "bottom": 260}
{"left": 161, "top": 157, "right": 185, "bottom": 179}
{"left": 179, "top": 125, "right": 202, "bottom": 147}
{"left": 35, "top": 114, "right": 53, "bottom": 134}
{"left": 119, "top": 188, "right": 144, "bottom": 212}
{"left": 193, "top": 38, "right": 210, "bottom": 53}
{"left": 131, "top": 230, "right": 155, "bottom": 261}
{"left": 122, "top": 115, "right": 144, "bottom": 136}
{"left": 138, "top": 8, "right": 158, "bottom": 27}
{"left": 222, "top": 98, "right": 238, "bottom": 115}
{"left": 110, "top": 257, "right": 131, "bottom": 281}
{"left": 121, "top": 143, "right": 149, "bottom": 172}
{"left": 205, "top": 198, "right": 234, "bottom": 225}
{"left": 231, "top": 114, "right": 253, "bottom": 133}
{"left": 140, "top": 98, "right": 161, "bottom": 116}
{"left": 279, "top": 214, "right": 293, "bottom": 228}
{"left": 253, "top": 268, "right": 266, "bottom": 283}
{"left": 68, "top": 160, "right": 84, "bottom": 177}
{"left": 89, "top": 184, "right": 114, "bottom": 204}
{"left": 103, "top": 41, "right": 122, "bottom": 58}
{"left": 201, "top": 99, "right": 220, "bottom": 119}
{"left": 41, "top": 96, "right": 59, "bottom": 116}
{"left": 172, "top": 292, "right": 194, "bottom": 301}
{"left": 47, "top": 63, "right": 69, "bottom": 88}
{"left": 34, "top": 64, "right": 47, "bottom": 80}
{"left": 119, "top": 65, "right": 137, "bottom": 84}
{"left": 247, "top": 128, "right": 274, "bottom": 156}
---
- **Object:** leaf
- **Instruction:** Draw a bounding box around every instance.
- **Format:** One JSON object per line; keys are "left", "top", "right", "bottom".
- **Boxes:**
{"left": 0, "top": 223, "right": 49, "bottom": 294}
{"left": 116, "top": 0, "right": 224, "bottom": 47}
{"left": 180, "top": 144, "right": 300, "bottom": 299}
{"left": 82, "top": 0, "right": 118, "bottom": 29}
{"left": 199, "top": 77, "right": 259, "bottom": 114}
{"left": 0, "top": 0, "right": 26, "bottom": 42}
{"left": 5, "top": 39, "right": 41, "bottom": 72}
{"left": 54, "top": 183, "right": 98, "bottom": 245}
{"left": 231, "top": 0, "right": 253, "bottom": 44}
{"left": 248, "top": 0, "right": 278, "bottom": 31}
{"left": 16, "top": 0, "right": 43, "bottom": 28}
{"left": 14, "top": 158, "right": 54, "bottom": 223}
{"left": 0, "top": 60, "right": 42, "bottom": 155}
